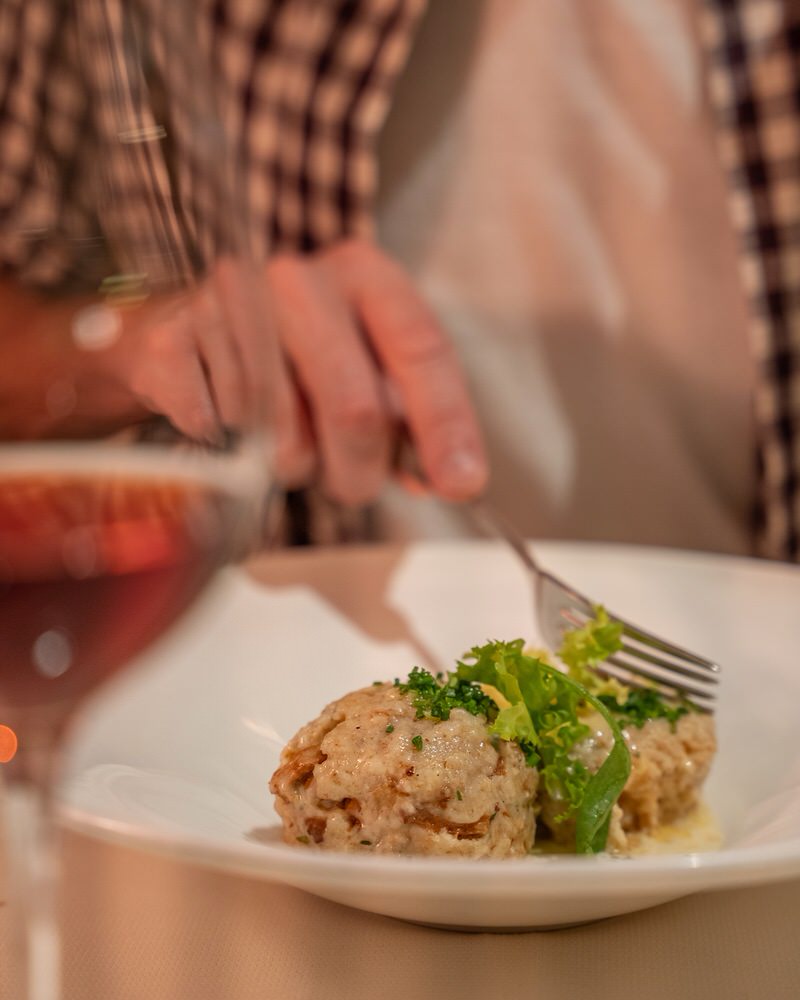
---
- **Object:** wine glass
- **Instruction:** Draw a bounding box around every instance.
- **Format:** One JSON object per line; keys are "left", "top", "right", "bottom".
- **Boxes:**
{"left": 0, "top": 5, "right": 275, "bottom": 998}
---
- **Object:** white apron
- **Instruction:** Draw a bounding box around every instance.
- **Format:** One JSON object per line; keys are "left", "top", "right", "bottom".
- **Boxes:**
{"left": 376, "top": 0, "right": 755, "bottom": 554}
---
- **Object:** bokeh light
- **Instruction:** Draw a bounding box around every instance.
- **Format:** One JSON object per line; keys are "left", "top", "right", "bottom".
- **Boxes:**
{"left": 0, "top": 724, "right": 18, "bottom": 763}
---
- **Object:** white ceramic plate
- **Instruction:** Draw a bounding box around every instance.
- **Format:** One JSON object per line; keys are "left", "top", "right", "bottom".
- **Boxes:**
{"left": 61, "top": 541, "right": 800, "bottom": 929}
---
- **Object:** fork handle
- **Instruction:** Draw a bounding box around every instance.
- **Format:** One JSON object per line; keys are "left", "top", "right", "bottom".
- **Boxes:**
{"left": 388, "top": 404, "right": 540, "bottom": 573}
{"left": 469, "top": 499, "right": 543, "bottom": 575}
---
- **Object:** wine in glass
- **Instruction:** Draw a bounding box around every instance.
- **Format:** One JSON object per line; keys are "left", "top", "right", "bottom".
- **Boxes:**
{"left": 0, "top": 5, "right": 275, "bottom": 998}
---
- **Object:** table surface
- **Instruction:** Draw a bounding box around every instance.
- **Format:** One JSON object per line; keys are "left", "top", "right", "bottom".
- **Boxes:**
{"left": 2, "top": 545, "right": 800, "bottom": 1000}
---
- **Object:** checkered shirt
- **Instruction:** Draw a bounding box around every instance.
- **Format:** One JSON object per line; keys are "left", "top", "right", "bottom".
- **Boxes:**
{"left": 0, "top": 0, "right": 797, "bottom": 558}
{"left": 699, "top": 0, "right": 800, "bottom": 559}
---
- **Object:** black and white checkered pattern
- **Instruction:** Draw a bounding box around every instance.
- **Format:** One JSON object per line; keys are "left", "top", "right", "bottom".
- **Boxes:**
{"left": 1, "top": 0, "right": 798, "bottom": 558}
{"left": 0, "top": 0, "right": 92, "bottom": 285}
{"left": 0, "top": 0, "right": 423, "bottom": 280}
{"left": 701, "top": 0, "right": 800, "bottom": 560}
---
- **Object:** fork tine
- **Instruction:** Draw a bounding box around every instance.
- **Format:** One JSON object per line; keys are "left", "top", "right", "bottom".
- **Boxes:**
{"left": 536, "top": 574, "right": 718, "bottom": 710}
{"left": 605, "top": 654, "right": 717, "bottom": 702}
{"left": 593, "top": 662, "right": 716, "bottom": 714}
{"left": 471, "top": 504, "right": 721, "bottom": 707}
{"left": 617, "top": 642, "right": 721, "bottom": 685}
{"left": 558, "top": 602, "right": 720, "bottom": 675}
{"left": 616, "top": 620, "right": 719, "bottom": 672}
{"left": 552, "top": 597, "right": 720, "bottom": 680}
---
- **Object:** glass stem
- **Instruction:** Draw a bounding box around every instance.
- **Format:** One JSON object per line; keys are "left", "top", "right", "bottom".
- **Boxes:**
{"left": 3, "top": 730, "right": 62, "bottom": 1000}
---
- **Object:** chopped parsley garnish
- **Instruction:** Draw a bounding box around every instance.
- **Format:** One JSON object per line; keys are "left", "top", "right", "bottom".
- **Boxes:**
{"left": 598, "top": 688, "right": 690, "bottom": 729}
{"left": 455, "top": 789, "right": 463, "bottom": 801}
{"left": 411, "top": 734, "right": 423, "bottom": 751}
{"left": 396, "top": 666, "right": 496, "bottom": 721}
{"left": 296, "top": 835, "right": 310, "bottom": 845}
{"left": 360, "top": 839, "right": 372, "bottom": 846}
{"left": 385, "top": 724, "right": 394, "bottom": 734}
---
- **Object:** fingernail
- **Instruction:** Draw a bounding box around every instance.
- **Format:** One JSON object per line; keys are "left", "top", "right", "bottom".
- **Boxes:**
{"left": 439, "top": 448, "right": 487, "bottom": 498}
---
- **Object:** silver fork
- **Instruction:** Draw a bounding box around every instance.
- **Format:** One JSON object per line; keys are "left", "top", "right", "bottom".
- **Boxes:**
{"left": 470, "top": 500, "right": 720, "bottom": 712}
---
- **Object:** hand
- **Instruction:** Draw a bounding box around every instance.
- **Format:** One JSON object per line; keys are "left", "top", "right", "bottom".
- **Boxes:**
{"left": 267, "top": 238, "right": 488, "bottom": 505}
{"left": 1, "top": 244, "right": 488, "bottom": 508}
{"left": 0, "top": 263, "right": 273, "bottom": 443}
{"left": 110, "top": 260, "right": 274, "bottom": 444}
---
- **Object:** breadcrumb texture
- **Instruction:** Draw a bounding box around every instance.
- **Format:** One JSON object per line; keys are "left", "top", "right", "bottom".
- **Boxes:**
{"left": 539, "top": 711, "right": 717, "bottom": 851}
{"left": 269, "top": 683, "right": 538, "bottom": 857}
{"left": 618, "top": 712, "right": 717, "bottom": 831}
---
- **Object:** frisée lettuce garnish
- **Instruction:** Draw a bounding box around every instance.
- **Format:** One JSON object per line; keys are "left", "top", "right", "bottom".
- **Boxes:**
{"left": 558, "top": 606, "right": 624, "bottom": 690}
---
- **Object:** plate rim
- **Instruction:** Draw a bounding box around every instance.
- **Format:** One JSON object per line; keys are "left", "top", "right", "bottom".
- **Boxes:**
{"left": 59, "top": 799, "right": 800, "bottom": 897}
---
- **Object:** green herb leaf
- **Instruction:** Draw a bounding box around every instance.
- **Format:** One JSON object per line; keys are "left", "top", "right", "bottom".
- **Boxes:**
{"left": 456, "top": 640, "right": 631, "bottom": 853}
{"left": 542, "top": 666, "right": 632, "bottom": 853}
{"left": 489, "top": 701, "right": 537, "bottom": 745}
{"left": 411, "top": 734, "right": 423, "bottom": 751}
{"left": 385, "top": 724, "right": 394, "bottom": 734}
{"left": 558, "top": 606, "right": 623, "bottom": 690}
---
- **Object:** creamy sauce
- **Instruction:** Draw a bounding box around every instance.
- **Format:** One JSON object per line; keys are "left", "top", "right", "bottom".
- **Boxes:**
{"left": 624, "top": 802, "right": 722, "bottom": 856}
{"left": 531, "top": 802, "right": 721, "bottom": 856}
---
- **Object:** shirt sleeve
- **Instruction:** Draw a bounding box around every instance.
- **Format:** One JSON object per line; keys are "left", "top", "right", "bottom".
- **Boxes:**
{"left": 0, "top": 0, "right": 427, "bottom": 286}
{"left": 222, "top": 0, "right": 428, "bottom": 253}
{"left": 699, "top": 0, "right": 800, "bottom": 561}
{"left": 0, "top": 0, "right": 99, "bottom": 287}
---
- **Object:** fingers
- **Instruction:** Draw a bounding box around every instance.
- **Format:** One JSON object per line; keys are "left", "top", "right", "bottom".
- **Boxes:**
{"left": 127, "top": 301, "right": 222, "bottom": 443}
{"left": 215, "top": 260, "right": 316, "bottom": 485}
{"left": 268, "top": 254, "right": 391, "bottom": 505}
{"left": 125, "top": 264, "right": 279, "bottom": 448}
{"left": 191, "top": 282, "right": 246, "bottom": 429}
{"left": 323, "top": 239, "right": 488, "bottom": 501}
{"left": 272, "top": 349, "right": 316, "bottom": 487}
{"left": 213, "top": 259, "right": 276, "bottom": 426}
